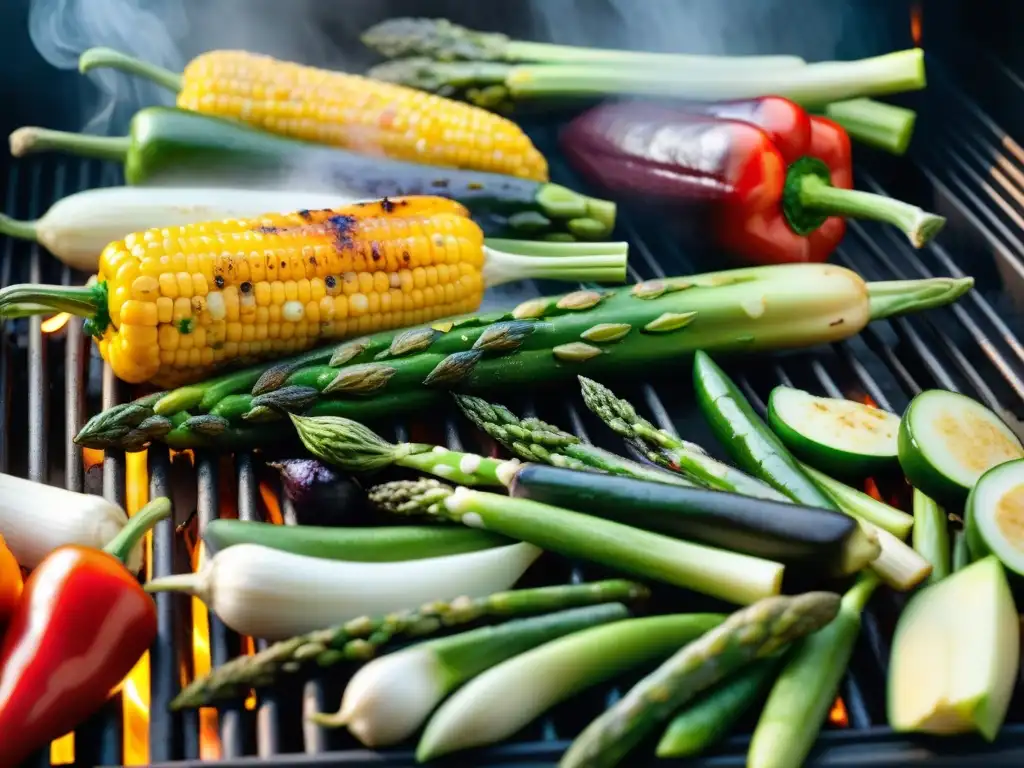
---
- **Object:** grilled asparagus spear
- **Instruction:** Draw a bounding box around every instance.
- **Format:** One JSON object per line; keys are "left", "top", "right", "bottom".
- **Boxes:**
{"left": 170, "top": 579, "right": 647, "bottom": 709}
{"left": 74, "top": 265, "right": 973, "bottom": 452}
{"left": 560, "top": 591, "right": 842, "bottom": 768}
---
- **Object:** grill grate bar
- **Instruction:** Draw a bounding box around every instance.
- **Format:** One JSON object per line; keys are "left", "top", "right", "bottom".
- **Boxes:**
{"left": 27, "top": 163, "right": 47, "bottom": 484}
{"left": 149, "top": 446, "right": 179, "bottom": 763}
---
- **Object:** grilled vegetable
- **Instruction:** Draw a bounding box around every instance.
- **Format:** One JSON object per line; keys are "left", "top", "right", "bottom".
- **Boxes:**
{"left": 656, "top": 657, "right": 784, "bottom": 758}
{"left": 797, "top": 463, "right": 914, "bottom": 538}
{"left": 577, "top": 378, "right": 922, "bottom": 589}
{"left": 0, "top": 186, "right": 349, "bottom": 272}
{"left": 0, "top": 472, "right": 145, "bottom": 572}
{"left": 78, "top": 47, "right": 548, "bottom": 180}
{"left": 290, "top": 414, "right": 519, "bottom": 485}
{"left": 416, "top": 612, "right": 725, "bottom": 761}
{"left": 0, "top": 536, "right": 23, "bottom": 625}
{"left": 270, "top": 458, "right": 366, "bottom": 526}
{"left": 368, "top": 49, "right": 925, "bottom": 108}
{"left": 952, "top": 529, "right": 973, "bottom": 572}
{"left": 0, "top": 196, "right": 627, "bottom": 387}
{"left": 913, "top": 490, "right": 951, "bottom": 584}
{"left": 507, "top": 463, "right": 877, "bottom": 575}
{"left": 370, "top": 478, "right": 785, "bottom": 604}
{"left": 314, "top": 602, "right": 628, "bottom": 745}
{"left": 362, "top": 17, "right": 806, "bottom": 69}
{"left": 144, "top": 540, "right": 542, "bottom": 640}
{"left": 898, "top": 389, "right": 1024, "bottom": 505}
{"left": 171, "top": 578, "right": 647, "bottom": 709}
{"left": 748, "top": 575, "right": 879, "bottom": 768}
{"left": 71, "top": 265, "right": 975, "bottom": 452}
{"left": 454, "top": 396, "right": 694, "bottom": 486}
{"left": 577, "top": 376, "right": 786, "bottom": 500}
{"left": 888, "top": 556, "right": 1019, "bottom": 740}
{"left": 693, "top": 352, "right": 840, "bottom": 510}
{"left": 965, "top": 458, "right": 1024, "bottom": 577}
{"left": 0, "top": 498, "right": 170, "bottom": 767}
{"left": 202, "top": 518, "right": 510, "bottom": 561}
{"left": 562, "top": 101, "right": 942, "bottom": 266}
{"left": 560, "top": 592, "right": 842, "bottom": 768}
{"left": 767, "top": 386, "right": 902, "bottom": 476}
{"left": 9, "top": 108, "right": 615, "bottom": 241}
{"left": 823, "top": 98, "right": 917, "bottom": 155}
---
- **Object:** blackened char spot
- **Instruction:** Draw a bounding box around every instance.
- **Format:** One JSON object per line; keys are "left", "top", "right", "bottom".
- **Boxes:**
{"left": 325, "top": 275, "right": 337, "bottom": 289}
{"left": 240, "top": 281, "right": 252, "bottom": 294}
{"left": 380, "top": 197, "right": 396, "bottom": 214}
{"left": 371, "top": 242, "right": 382, "bottom": 261}
{"left": 255, "top": 225, "right": 279, "bottom": 234}
{"left": 309, "top": 256, "right": 318, "bottom": 266}
{"left": 214, "top": 275, "right": 225, "bottom": 288}
{"left": 326, "top": 214, "right": 357, "bottom": 250}
{"left": 402, "top": 250, "right": 411, "bottom": 263}
{"left": 281, "top": 260, "right": 287, "bottom": 268}
{"left": 829, "top": 318, "right": 845, "bottom": 326}
{"left": 298, "top": 209, "right": 313, "bottom": 221}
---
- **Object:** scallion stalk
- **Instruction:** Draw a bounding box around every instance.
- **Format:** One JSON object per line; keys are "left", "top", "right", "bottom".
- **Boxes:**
{"left": 823, "top": 98, "right": 917, "bottom": 155}
{"left": 369, "top": 478, "right": 785, "bottom": 605}
{"left": 912, "top": 489, "right": 951, "bottom": 584}
{"left": 799, "top": 463, "right": 914, "bottom": 538}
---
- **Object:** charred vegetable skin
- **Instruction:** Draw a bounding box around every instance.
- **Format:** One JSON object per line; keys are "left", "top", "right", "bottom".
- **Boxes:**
{"left": 1, "top": 196, "right": 627, "bottom": 387}
{"left": 73, "top": 264, "right": 974, "bottom": 452}
{"left": 561, "top": 100, "right": 944, "bottom": 264}
{"left": 508, "top": 464, "right": 873, "bottom": 573}
{"left": 10, "top": 107, "right": 615, "bottom": 241}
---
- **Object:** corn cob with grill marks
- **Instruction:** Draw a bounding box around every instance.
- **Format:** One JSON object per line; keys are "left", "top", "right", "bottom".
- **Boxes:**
{"left": 0, "top": 196, "right": 627, "bottom": 387}
{"left": 77, "top": 47, "right": 548, "bottom": 181}
{"left": 72, "top": 264, "right": 974, "bottom": 453}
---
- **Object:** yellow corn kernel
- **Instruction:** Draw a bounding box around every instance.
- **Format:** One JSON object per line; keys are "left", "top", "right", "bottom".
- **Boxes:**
{"left": 175, "top": 272, "right": 194, "bottom": 299}
{"left": 120, "top": 300, "right": 159, "bottom": 327}
{"left": 156, "top": 297, "right": 173, "bottom": 324}
{"left": 173, "top": 297, "right": 192, "bottom": 323}
{"left": 131, "top": 275, "right": 160, "bottom": 302}
{"left": 158, "top": 324, "right": 180, "bottom": 351}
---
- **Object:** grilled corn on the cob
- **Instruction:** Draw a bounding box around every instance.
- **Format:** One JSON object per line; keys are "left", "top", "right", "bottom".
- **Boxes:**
{"left": 0, "top": 196, "right": 627, "bottom": 387}
{"left": 78, "top": 47, "right": 549, "bottom": 181}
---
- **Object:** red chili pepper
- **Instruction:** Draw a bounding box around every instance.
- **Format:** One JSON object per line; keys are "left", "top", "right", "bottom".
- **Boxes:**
{"left": 0, "top": 497, "right": 170, "bottom": 767}
{"left": 560, "top": 99, "right": 944, "bottom": 265}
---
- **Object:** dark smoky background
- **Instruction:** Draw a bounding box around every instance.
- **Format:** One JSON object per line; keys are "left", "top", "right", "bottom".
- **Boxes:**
{"left": 0, "top": 0, "right": 963, "bottom": 140}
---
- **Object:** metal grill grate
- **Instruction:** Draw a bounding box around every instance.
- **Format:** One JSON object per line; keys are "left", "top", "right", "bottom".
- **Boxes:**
{"left": 4, "top": 63, "right": 1024, "bottom": 768}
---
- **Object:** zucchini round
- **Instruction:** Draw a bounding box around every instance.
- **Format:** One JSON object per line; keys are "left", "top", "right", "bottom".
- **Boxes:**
{"left": 898, "top": 390, "right": 1024, "bottom": 504}
{"left": 965, "top": 458, "right": 1024, "bottom": 577}
{"left": 767, "top": 386, "right": 900, "bottom": 477}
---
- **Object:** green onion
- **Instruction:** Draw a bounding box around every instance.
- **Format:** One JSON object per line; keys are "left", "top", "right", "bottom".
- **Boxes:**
{"left": 823, "top": 99, "right": 917, "bottom": 155}
{"left": 799, "top": 463, "right": 914, "bottom": 537}
{"left": 369, "top": 478, "right": 785, "bottom": 605}
{"left": 416, "top": 612, "right": 725, "bottom": 761}
{"left": 912, "top": 489, "right": 951, "bottom": 584}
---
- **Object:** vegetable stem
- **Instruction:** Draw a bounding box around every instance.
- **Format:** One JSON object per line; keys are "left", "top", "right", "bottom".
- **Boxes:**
{"left": 823, "top": 98, "right": 917, "bottom": 156}
{"left": 103, "top": 497, "right": 171, "bottom": 564}
{"left": 866, "top": 276, "right": 974, "bottom": 321}
{"left": 370, "top": 478, "right": 785, "bottom": 605}
{"left": 0, "top": 214, "right": 39, "bottom": 242}
{"left": 0, "top": 282, "right": 110, "bottom": 335}
{"left": 9, "top": 127, "right": 131, "bottom": 162}
{"left": 913, "top": 489, "right": 951, "bottom": 583}
{"left": 78, "top": 47, "right": 184, "bottom": 92}
{"left": 796, "top": 170, "right": 944, "bottom": 248}
{"left": 799, "top": 463, "right": 914, "bottom": 538}
{"left": 482, "top": 241, "right": 629, "bottom": 285}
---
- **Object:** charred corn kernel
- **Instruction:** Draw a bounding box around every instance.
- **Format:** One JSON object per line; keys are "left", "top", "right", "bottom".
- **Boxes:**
{"left": 178, "top": 50, "right": 548, "bottom": 181}
{"left": 84, "top": 197, "right": 491, "bottom": 386}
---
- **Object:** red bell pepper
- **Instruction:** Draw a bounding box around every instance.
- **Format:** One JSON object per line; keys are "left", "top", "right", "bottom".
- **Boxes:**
{"left": 0, "top": 497, "right": 171, "bottom": 766}
{"left": 560, "top": 98, "right": 945, "bottom": 266}
{"left": 0, "top": 536, "right": 23, "bottom": 627}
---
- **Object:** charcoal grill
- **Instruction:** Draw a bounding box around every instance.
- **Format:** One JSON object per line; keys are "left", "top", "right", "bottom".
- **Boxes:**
{"left": 3, "top": 0, "right": 1024, "bottom": 766}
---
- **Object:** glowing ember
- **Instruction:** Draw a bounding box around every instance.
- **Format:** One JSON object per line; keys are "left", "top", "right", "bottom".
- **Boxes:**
{"left": 50, "top": 735, "right": 73, "bottom": 764}
{"left": 829, "top": 697, "right": 850, "bottom": 727}
{"left": 82, "top": 447, "right": 104, "bottom": 471}
{"left": 40, "top": 312, "right": 71, "bottom": 334}
{"left": 910, "top": 3, "right": 923, "bottom": 46}
{"left": 259, "top": 482, "right": 284, "bottom": 525}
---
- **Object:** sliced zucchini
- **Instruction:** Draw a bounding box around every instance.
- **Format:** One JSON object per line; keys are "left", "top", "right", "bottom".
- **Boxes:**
{"left": 898, "top": 390, "right": 1024, "bottom": 504}
{"left": 767, "top": 386, "right": 901, "bottom": 476}
{"left": 965, "top": 458, "right": 1024, "bottom": 577}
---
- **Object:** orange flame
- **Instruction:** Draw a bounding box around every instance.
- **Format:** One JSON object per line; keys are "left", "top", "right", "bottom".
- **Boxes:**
{"left": 40, "top": 312, "right": 71, "bottom": 334}
{"left": 910, "top": 3, "right": 923, "bottom": 46}
{"left": 259, "top": 482, "right": 284, "bottom": 525}
{"left": 829, "top": 697, "right": 850, "bottom": 727}
{"left": 122, "top": 450, "right": 152, "bottom": 766}
{"left": 82, "top": 448, "right": 105, "bottom": 471}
